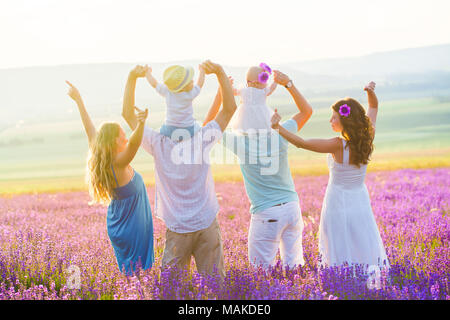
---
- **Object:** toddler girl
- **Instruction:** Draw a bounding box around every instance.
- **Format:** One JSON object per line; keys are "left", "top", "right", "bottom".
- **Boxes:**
{"left": 231, "top": 63, "right": 277, "bottom": 133}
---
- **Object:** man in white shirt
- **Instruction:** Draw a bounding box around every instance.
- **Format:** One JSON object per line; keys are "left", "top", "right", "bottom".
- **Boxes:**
{"left": 122, "top": 60, "right": 237, "bottom": 280}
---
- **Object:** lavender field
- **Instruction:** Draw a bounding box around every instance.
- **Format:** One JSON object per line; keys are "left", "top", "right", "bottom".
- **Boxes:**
{"left": 0, "top": 168, "right": 449, "bottom": 300}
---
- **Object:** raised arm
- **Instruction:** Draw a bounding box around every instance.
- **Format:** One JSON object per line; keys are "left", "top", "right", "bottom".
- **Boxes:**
{"left": 115, "top": 107, "right": 148, "bottom": 168}
{"left": 203, "top": 76, "right": 234, "bottom": 126}
{"left": 66, "top": 81, "right": 96, "bottom": 146}
{"left": 196, "top": 65, "right": 206, "bottom": 88}
{"left": 266, "top": 81, "right": 277, "bottom": 96}
{"left": 122, "top": 65, "right": 148, "bottom": 131}
{"left": 273, "top": 70, "right": 313, "bottom": 131}
{"left": 271, "top": 109, "right": 340, "bottom": 154}
{"left": 145, "top": 66, "right": 158, "bottom": 88}
{"left": 203, "top": 88, "right": 222, "bottom": 126}
{"left": 365, "top": 81, "right": 378, "bottom": 135}
{"left": 200, "top": 60, "right": 237, "bottom": 132}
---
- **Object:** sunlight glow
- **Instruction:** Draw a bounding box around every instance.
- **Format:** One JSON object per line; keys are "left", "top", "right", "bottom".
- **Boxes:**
{"left": 1, "top": 0, "right": 449, "bottom": 68}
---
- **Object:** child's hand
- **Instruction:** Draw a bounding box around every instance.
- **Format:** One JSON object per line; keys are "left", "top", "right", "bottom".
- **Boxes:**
{"left": 364, "top": 81, "right": 376, "bottom": 93}
{"left": 135, "top": 106, "right": 148, "bottom": 124}
{"left": 146, "top": 66, "right": 153, "bottom": 76}
{"left": 197, "top": 64, "right": 206, "bottom": 88}
{"left": 271, "top": 109, "right": 281, "bottom": 129}
{"left": 200, "top": 60, "right": 223, "bottom": 75}
{"left": 65, "top": 80, "right": 82, "bottom": 103}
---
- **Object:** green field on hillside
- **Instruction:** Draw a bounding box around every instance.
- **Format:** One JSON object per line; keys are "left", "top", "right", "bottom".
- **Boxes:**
{"left": 1, "top": 97, "right": 449, "bottom": 195}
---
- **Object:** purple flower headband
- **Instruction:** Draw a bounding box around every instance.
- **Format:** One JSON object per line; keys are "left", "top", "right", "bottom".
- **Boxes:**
{"left": 257, "top": 62, "right": 272, "bottom": 84}
{"left": 259, "top": 63, "right": 272, "bottom": 74}
{"left": 339, "top": 104, "right": 351, "bottom": 117}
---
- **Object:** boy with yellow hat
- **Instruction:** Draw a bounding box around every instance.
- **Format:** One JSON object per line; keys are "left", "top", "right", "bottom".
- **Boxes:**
{"left": 146, "top": 65, "right": 205, "bottom": 140}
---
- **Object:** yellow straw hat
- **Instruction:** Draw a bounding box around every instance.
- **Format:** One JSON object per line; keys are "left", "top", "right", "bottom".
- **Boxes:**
{"left": 163, "top": 65, "right": 195, "bottom": 93}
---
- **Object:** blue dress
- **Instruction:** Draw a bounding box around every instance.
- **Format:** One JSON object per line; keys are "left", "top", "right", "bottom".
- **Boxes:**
{"left": 107, "top": 167, "right": 154, "bottom": 274}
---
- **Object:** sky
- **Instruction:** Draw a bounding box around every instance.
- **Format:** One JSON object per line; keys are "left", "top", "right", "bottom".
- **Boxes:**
{"left": 1, "top": 0, "right": 450, "bottom": 69}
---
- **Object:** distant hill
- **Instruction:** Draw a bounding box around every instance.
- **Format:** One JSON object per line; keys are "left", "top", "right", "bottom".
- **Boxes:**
{"left": 0, "top": 62, "right": 339, "bottom": 131}
{"left": 1, "top": 43, "right": 449, "bottom": 134}
{"left": 284, "top": 43, "right": 450, "bottom": 77}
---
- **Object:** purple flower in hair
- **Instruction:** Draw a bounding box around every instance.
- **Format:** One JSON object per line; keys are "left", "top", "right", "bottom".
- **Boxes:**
{"left": 258, "top": 72, "right": 269, "bottom": 84}
{"left": 339, "top": 104, "right": 351, "bottom": 117}
{"left": 259, "top": 63, "right": 272, "bottom": 74}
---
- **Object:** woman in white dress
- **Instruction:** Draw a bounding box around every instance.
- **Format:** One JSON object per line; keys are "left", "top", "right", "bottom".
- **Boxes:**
{"left": 270, "top": 82, "right": 389, "bottom": 271}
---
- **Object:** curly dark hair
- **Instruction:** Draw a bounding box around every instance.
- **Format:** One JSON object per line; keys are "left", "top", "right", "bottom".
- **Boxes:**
{"left": 332, "top": 98, "right": 374, "bottom": 167}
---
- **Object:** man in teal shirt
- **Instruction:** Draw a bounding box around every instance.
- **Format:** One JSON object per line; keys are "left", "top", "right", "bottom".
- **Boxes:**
{"left": 204, "top": 69, "right": 313, "bottom": 269}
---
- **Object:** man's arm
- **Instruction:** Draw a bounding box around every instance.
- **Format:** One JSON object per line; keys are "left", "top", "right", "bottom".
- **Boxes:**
{"left": 273, "top": 70, "right": 313, "bottom": 132}
{"left": 203, "top": 88, "right": 222, "bottom": 126}
{"left": 200, "top": 60, "right": 237, "bottom": 132}
{"left": 122, "top": 65, "right": 148, "bottom": 131}
{"left": 202, "top": 76, "right": 234, "bottom": 126}
{"left": 66, "top": 81, "right": 96, "bottom": 145}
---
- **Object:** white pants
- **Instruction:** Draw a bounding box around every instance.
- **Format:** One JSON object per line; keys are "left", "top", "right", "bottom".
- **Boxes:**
{"left": 248, "top": 201, "right": 305, "bottom": 269}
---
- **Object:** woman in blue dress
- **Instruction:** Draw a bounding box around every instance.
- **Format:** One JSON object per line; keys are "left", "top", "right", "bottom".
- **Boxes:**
{"left": 66, "top": 73, "right": 154, "bottom": 275}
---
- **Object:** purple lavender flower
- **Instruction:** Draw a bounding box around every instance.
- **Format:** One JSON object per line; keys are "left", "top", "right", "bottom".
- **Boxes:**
{"left": 339, "top": 104, "right": 351, "bottom": 117}
{"left": 0, "top": 168, "right": 448, "bottom": 300}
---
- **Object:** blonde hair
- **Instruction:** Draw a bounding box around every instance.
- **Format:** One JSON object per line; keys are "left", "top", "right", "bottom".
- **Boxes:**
{"left": 86, "top": 122, "right": 120, "bottom": 205}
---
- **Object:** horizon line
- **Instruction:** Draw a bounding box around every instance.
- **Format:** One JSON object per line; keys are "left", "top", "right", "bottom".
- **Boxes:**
{"left": 1, "top": 42, "right": 449, "bottom": 71}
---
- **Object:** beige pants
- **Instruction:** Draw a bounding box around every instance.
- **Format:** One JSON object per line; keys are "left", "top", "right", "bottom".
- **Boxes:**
{"left": 161, "top": 218, "right": 225, "bottom": 280}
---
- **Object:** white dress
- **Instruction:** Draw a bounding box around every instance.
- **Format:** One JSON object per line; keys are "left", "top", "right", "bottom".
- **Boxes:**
{"left": 318, "top": 139, "right": 389, "bottom": 270}
{"left": 230, "top": 87, "right": 274, "bottom": 133}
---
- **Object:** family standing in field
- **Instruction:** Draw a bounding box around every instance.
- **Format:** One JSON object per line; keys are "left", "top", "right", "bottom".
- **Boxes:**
{"left": 66, "top": 60, "right": 389, "bottom": 279}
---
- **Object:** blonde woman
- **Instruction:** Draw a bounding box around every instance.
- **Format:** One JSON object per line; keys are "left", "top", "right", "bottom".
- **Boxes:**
{"left": 66, "top": 78, "right": 154, "bottom": 275}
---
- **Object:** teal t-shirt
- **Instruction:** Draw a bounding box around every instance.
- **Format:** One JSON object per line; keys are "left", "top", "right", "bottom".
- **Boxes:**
{"left": 222, "top": 119, "right": 299, "bottom": 214}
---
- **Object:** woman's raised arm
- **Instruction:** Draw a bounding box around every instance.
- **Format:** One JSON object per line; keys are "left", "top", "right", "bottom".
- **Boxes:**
{"left": 115, "top": 107, "right": 148, "bottom": 168}
{"left": 66, "top": 81, "right": 96, "bottom": 146}
{"left": 365, "top": 81, "right": 378, "bottom": 135}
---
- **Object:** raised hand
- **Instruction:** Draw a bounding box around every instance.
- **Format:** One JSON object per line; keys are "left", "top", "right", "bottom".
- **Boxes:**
{"left": 364, "top": 81, "right": 376, "bottom": 92}
{"left": 66, "top": 80, "right": 96, "bottom": 143}
{"left": 130, "top": 65, "right": 148, "bottom": 78}
{"left": 271, "top": 108, "right": 281, "bottom": 129}
{"left": 273, "top": 70, "right": 290, "bottom": 86}
{"left": 200, "top": 60, "right": 224, "bottom": 75}
{"left": 365, "top": 81, "right": 378, "bottom": 130}
{"left": 65, "top": 80, "right": 82, "bottom": 103}
{"left": 134, "top": 106, "right": 148, "bottom": 124}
